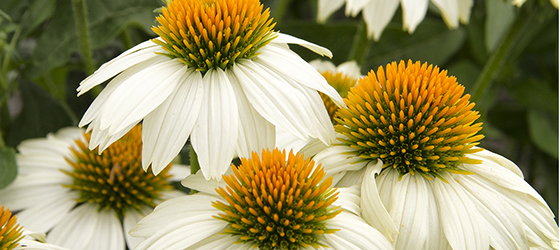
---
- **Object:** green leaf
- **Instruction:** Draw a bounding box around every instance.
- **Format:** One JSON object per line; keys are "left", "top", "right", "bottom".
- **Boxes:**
{"left": 364, "top": 18, "right": 467, "bottom": 71}
{"left": 447, "top": 59, "right": 482, "bottom": 92}
{"left": 18, "top": 0, "right": 57, "bottom": 37}
{"left": 485, "top": 0, "right": 515, "bottom": 53}
{"left": 528, "top": 109, "right": 558, "bottom": 158}
{"left": 0, "top": 146, "right": 17, "bottom": 189}
{"left": 6, "top": 80, "right": 73, "bottom": 146}
{"left": 26, "top": 0, "right": 162, "bottom": 78}
{"left": 510, "top": 78, "right": 558, "bottom": 113}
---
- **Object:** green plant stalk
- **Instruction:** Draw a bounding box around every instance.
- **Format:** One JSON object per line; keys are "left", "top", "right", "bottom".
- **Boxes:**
{"left": 189, "top": 144, "right": 200, "bottom": 175}
{"left": 347, "top": 20, "right": 370, "bottom": 66}
{"left": 470, "top": 4, "right": 541, "bottom": 103}
{"left": 72, "top": 0, "right": 95, "bottom": 75}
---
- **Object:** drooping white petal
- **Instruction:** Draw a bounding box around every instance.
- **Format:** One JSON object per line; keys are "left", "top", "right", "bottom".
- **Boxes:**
{"left": 457, "top": 0, "right": 474, "bottom": 23}
{"left": 433, "top": 172, "right": 488, "bottom": 250}
{"left": 322, "top": 211, "right": 394, "bottom": 249}
{"left": 363, "top": 0, "right": 400, "bottom": 41}
{"left": 333, "top": 185, "right": 362, "bottom": 216}
{"left": 470, "top": 149, "right": 524, "bottom": 178}
{"left": 123, "top": 206, "right": 154, "bottom": 250}
{"left": 232, "top": 60, "right": 313, "bottom": 141}
{"left": 344, "top": 0, "right": 370, "bottom": 17}
{"left": 317, "top": 0, "right": 346, "bottom": 23}
{"left": 98, "top": 59, "right": 185, "bottom": 135}
{"left": 48, "top": 203, "right": 124, "bottom": 250}
{"left": 255, "top": 44, "right": 345, "bottom": 107}
{"left": 401, "top": 0, "right": 429, "bottom": 33}
{"left": 76, "top": 40, "right": 162, "bottom": 95}
{"left": 335, "top": 168, "right": 366, "bottom": 187}
{"left": 180, "top": 170, "right": 224, "bottom": 196}
{"left": 360, "top": 161, "right": 399, "bottom": 241}
{"left": 190, "top": 68, "right": 238, "bottom": 181}
{"left": 312, "top": 145, "right": 366, "bottom": 176}
{"left": 167, "top": 164, "right": 191, "bottom": 182}
{"left": 275, "top": 126, "right": 307, "bottom": 153}
{"left": 272, "top": 33, "right": 333, "bottom": 58}
{"left": 10, "top": 190, "right": 77, "bottom": 233}
{"left": 226, "top": 69, "right": 275, "bottom": 159}
{"left": 78, "top": 56, "right": 164, "bottom": 128}
{"left": 431, "top": 0, "right": 460, "bottom": 29}
{"left": 142, "top": 69, "right": 204, "bottom": 175}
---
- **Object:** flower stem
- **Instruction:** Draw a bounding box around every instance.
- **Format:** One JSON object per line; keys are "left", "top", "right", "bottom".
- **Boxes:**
{"left": 470, "top": 2, "right": 549, "bottom": 103}
{"left": 347, "top": 20, "right": 370, "bottom": 66}
{"left": 189, "top": 143, "right": 200, "bottom": 175}
{"left": 72, "top": 0, "right": 95, "bottom": 75}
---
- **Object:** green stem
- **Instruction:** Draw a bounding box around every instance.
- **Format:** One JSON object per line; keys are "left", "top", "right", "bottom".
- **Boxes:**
{"left": 272, "top": 0, "right": 291, "bottom": 24}
{"left": 189, "top": 143, "right": 200, "bottom": 175}
{"left": 72, "top": 0, "right": 95, "bottom": 75}
{"left": 470, "top": 3, "right": 544, "bottom": 103}
{"left": 0, "top": 128, "right": 5, "bottom": 147}
{"left": 347, "top": 20, "right": 370, "bottom": 66}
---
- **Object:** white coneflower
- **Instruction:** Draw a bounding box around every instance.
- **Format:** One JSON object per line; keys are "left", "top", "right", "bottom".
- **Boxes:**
{"left": 312, "top": 60, "right": 559, "bottom": 249}
{"left": 317, "top": 0, "right": 473, "bottom": 41}
{"left": 130, "top": 148, "right": 394, "bottom": 250}
{"left": 0, "top": 125, "right": 189, "bottom": 250}
{"left": 77, "top": 0, "right": 343, "bottom": 181}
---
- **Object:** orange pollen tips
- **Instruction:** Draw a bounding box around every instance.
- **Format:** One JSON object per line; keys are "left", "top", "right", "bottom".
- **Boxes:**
{"left": 319, "top": 70, "right": 358, "bottom": 123}
{"left": 0, "top": 204, "right": 24, "bottom": 250}
{"left": 152, "top": 0, "right": 277, "bottom": 74}
{"left": 63, "top": 125, "right": 173, "bottom": 217}
{"left": 0, "top": 204, "right": 23, "bottom": 250}
{"left": 212, "top": 148, "right": 341, "bottom": 250}
{"left": 336, "top": 60, "right": 485, "bottom": 180}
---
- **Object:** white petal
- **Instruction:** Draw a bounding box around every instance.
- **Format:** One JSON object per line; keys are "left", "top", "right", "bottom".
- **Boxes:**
{"left": 335, "top": 168, "right": 366, "bottom": 187}
{"left": 470, "top": 149, "right": 524, "bottom": 178}
{"left": 336, "top": 60, "right": 362, "bottom": 79}
{"left": 433, "top": 173, "right": 488, "bottom": 250}
{"left": 187, "top": 234, "right": 252, "bottom": 250}
{"left": 255, "top": 44, "right": 345, "bottom": 107}
{"left": 99, "top": 59, "right": 185, "bottom": 135}
{"left": 77, "top": 40, "right": 161, "bottom": 95}
{"left": 457, "top": 0, "right": 474, "bottom": 23}
{"left": 344, "top": 0, "right": 370, "bottom": 17}
{"left": 363, "top": 0, "right": 400, "bottom": 41}
{"left": 312, "top": 145, "right": 366, "bottom": 176}
{"left": 48, "top": 203, "right": 125, "bottom": 250}
{"left": 167, "top": 164, "right": 191, "bottom": 182}
{"left": 401, "top": 0, "right": 429, "bottom": 33}
{"left": 322, "top": 211, "right": 394, "bottom": 249}
{"left": 317, "top": 0, "right": 346, "bottom": 22}
{"left": 226, "top": 69, "right": 275, "bottom": 159}
{"left": 0, "top": 172, "right": 71, "bottom": 211}
{"left": 190, "top": 68, "right": 238, "bottom": 181}
{"left": 360, "top": 161, "right": 399, "bottom": 241}
{"left": 11, "top": 190, "right": 77, "bottom": 233}
{"left": 431, "top": 0, "right": 460, "bottom": 28}
{"left": 275, "top": 126, "right": 307, "bottom": 153}
{"left": 308, "top": 59, "right": 337, "bottom": 72}
{"left": 181, "top": 170, "right": 224, "bottom": 195}
{"left": 79, "top": 56, "right": 164, "bottom": 128}
{"left": 141, "top": 69, "right": 204, "bottom": 175}
{"left": 123, "top": 206, "right": 154, "bottom": 250}
{"left": 271, "top": 33, "right": 333, "bottom": 58}
{"left": 333, "top": 185, "right": 362, "bottom": 216}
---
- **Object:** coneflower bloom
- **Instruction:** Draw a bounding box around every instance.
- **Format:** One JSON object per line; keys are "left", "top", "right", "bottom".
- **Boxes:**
{"left": 130, "top": 149, "right": 393, "bottom": 249}
{"left": 311, "top": 60, "right": 559, "bottom": 249}
{"left": 0, "top": 125, "right": 189, "bottom": 250}
{"left": 77, "top": 0, "right": 343, "bottom": 180}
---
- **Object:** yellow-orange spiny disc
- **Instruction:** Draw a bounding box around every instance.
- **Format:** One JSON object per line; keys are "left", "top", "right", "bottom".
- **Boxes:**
{"left": 0, "top": 204, "right": 23, "bottom": 250}
{"left": 152, "top": 0, "right": 277, "bottom": 74}
{"left": 318, "top": 70, "right": 358, "bottom": 123}
{"left": 336, "top": 60, "right": 484, "bottom": 180}
{"left": 212, "top": 148, "right": 341, "bottom": 250}
{"left": 62, "top": 125, "right": 173, "bottom": 217}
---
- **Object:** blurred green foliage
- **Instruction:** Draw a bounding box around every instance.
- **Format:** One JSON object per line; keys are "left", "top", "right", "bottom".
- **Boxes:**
{"left": 0, "top": 0, "right": 557, "bottom": 220}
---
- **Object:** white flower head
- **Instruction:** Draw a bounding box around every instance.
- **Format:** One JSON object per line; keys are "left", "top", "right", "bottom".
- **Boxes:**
{"left": 0, "top": 125, "right": 189, "bottom": 250}
{"left": 311, "top": 60, "right": 559, "bottom": 249}
{"left": 77, "top": 0, "right": 344, "bottom": 181}
{"left": 131, "top": 148, "right": 394, "bottom": 250}
{"left": 317, "top": 0, "right": 474, "bottom": 41}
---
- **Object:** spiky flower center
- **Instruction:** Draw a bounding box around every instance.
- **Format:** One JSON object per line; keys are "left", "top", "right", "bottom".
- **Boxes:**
{"left": 212, "top": 149, "right": 341, "bottom": 250}
{"left": 336, "top": 60, "right": 484, "bottom": 180}
{"left": 63, "top": 125, "right": 173, "bottom": 216}
{"left": 0, "top": 204, "right": 23, "bottom": 250}
{"left": 152, "top": 0, "right": 277, "bottom": 74}
{"left": 318, "top": 70, "right": 358, "bottom": 123}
